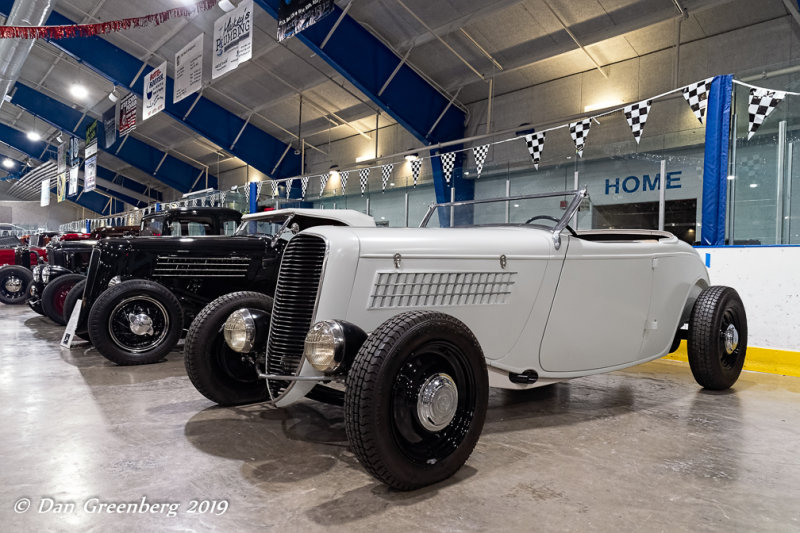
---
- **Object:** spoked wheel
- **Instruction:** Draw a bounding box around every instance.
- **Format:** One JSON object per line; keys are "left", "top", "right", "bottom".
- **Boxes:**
{"left": 185, "top": 291, "right": 273, "bottom": 406}
{"left": 345, "top": 311, "right": 488, "bottom": 490}
{"left": 41, "top": 274, "right": 85, "bottom": 325}
{"left": 687, "top": 286, "right": 748, "bottom": 390}
{"left": 88, "top": 279, "right": 183, "bottom": 365}
{"left": 0, "top": 265, "right": 32, "bottom": 305}
{"left": 28, "top": 284, "right": 44, "bottom": 315}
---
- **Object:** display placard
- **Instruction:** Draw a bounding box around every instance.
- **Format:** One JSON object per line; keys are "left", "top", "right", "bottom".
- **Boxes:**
{"left": 143, "top": 61, "right": 167, "bottom": 121}
{"left": 278, "top": 0, "right": 334, "bottom": 42}
{"left": 212, "top": 0, "right": 252, "bottom": 79}
{"left": 84, "top": 155, "right": 97, "bottom": 193}
{"left": 103, "top": 106, "right": 116, "bottom": 149}
{"left": 174, "top": 34, "right": 203, "bottom": 103}
{"left": 40, "top": 179, "right": 50, "bottom": 206}
{"left": 85, "top": 120, "right": 98, "bottom": 158}
{"left": 118, "top": 93, "right": 137, "bottom": 136}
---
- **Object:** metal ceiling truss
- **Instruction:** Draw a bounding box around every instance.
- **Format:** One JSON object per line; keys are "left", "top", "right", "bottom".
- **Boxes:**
{"left": 0, "top": 1, "right": 300, "bottom": 180}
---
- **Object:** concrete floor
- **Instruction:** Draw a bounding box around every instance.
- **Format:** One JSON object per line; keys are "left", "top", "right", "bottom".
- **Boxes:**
{"left": 2, "top": 305, "right": 800, "bottom": 532}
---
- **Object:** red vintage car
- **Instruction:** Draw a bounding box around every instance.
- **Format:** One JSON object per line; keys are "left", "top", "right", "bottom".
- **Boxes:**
{"left": 0, "top": 240, "right": 48, "bottom": 305}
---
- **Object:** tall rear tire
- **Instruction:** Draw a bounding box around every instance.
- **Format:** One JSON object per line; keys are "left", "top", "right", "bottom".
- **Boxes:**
{"left": 687, "top": 286, "right": 747, "bottom": 390}
{"left": 345, "top": 311, "right": 488, "bottom": 490}
{"left": 0, "top": 265, "right": 32, "bottom": 305}
{"left": 88, "top": 279, "right": 183, "bottom": 365}
{"left": 41, "top": 274, "right": 85, "bottom": 325}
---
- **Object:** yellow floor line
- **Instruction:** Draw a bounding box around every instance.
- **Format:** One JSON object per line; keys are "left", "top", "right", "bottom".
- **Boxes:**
{"left": 665, "top": 341, "right": 800, "bottom": 378}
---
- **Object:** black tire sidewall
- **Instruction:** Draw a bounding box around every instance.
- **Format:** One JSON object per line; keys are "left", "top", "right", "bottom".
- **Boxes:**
{"left": 0, "top": 266, "right": 33, "bottom": 305}
{"left": 63, "top": 279, "right": 87, "bottom": 328}
{"left": 41, "top": 274, "right": 85, "bottom": 325}
{"left": 88, "top": 280, "right": 183, "bottom": 365}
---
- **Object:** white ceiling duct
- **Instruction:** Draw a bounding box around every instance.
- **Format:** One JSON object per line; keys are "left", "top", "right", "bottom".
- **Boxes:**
{"left": 0, "top": 0, "right": 55, "bottom": 109}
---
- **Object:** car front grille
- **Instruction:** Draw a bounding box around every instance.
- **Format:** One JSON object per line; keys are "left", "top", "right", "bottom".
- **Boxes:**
{"left": 266, "top": 234, "right": 327, "bottom": 399}
{"left": 152, "top": 256, "right": 251, "bottom": 277}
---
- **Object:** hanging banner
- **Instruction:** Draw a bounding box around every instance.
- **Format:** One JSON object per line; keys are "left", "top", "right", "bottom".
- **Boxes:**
{"left": 682, "top": 77, "right": 713, "bottom": 125}
{"left": 118, "top": 92, "right": 137, "bottom": 136}
{"left": 57, "top": 142, "right": 66, "bottom": 174}
{"left": 85, "top": 155, "right": 97, "bottom": 192}
{"left": 277, "top": 0, "right": 334, "bottom": 42}
{"left": 143, "top": 61, "right": 167, "bottom": 121}
{"left": 212, "top": 0, "right": 253, "bottom": 79}
{"left": 473, "top": 144, "right": 489, "bottom": 178}
{"left": 748, "top": 88, "right": 785, "bottom": 140}
{"left": 381, "top": 164, "right": 393, "bottom": 192}
{"left": 85, "top": 120, "right": 98, "bottom": 158}
{"left": 440, "top": 152, "right": 456, "bottom": 184}
{"left": 569, "top": 118, "right": 592, "bottom": 158}
{"left": 57, "top": 173, "right": 66, "bottom": 203}
{"left": 40, "top": 179, "right": 50, "bottom": 206}
{"left": 174, "top": 34, "right": 204, "bottom": 103}
{"left": 69, "top": 135, "right": 80, "bottom": 166}
{"left": 624, "top": 100, "right": 652, "bottom": 145}
{"left": 68, "top": 165, "right": 79, "bottom": 196}
{"left": 103, "top": 107, "right": 116, "bottom": 149}
{"left": 524, "top": 132, "right": 546, "bottom": 170}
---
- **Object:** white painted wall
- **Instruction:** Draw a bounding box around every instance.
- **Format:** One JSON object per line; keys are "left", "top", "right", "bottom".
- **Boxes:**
{"left": 696, "top": 246, "right": 800, "bottom": 351}
{"left": 0, "top": 200, "right": 88, "bottom": 231}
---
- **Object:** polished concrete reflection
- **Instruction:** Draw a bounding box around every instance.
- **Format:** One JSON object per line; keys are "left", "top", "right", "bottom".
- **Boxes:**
{"left": 2, "top": 304, "right": 799, "bottom": 531}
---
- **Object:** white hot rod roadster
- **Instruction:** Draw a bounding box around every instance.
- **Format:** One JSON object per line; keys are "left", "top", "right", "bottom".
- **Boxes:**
{"left": 185, "top": 189, "right": 747, "bottom": 490}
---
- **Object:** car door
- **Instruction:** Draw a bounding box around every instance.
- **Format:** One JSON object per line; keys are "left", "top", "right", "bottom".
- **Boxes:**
{"left": 539, "top": 236, "right": 655, "bottom": 373}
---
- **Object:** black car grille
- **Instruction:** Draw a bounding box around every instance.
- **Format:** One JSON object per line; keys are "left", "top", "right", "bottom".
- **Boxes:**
{"left": 266, "top": 234, "right": 327, "bottom": 399}
{"left": 153, "top": 256, "right": 251, "bottom": 277}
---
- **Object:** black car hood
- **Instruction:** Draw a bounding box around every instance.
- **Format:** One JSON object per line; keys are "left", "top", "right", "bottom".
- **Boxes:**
{"left": 98, "top": 235, "right": 269, "bottom": 253}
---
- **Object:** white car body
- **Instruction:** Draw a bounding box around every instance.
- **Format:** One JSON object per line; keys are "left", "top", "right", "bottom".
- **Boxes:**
{"left": 269, "top": 191, "right": 710, "bottom": 406}
{"left": 241, "top": 208, "right": 376, "bottom": 227}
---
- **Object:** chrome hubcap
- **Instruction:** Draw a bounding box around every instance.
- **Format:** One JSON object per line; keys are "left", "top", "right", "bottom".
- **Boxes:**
{"left": 724, "top": 323, "right": 739, "bottom": 355}
{"left": 4, "top": 276, "right": 22, "bottom": 293}
{"left": 128, "top": 313, "right": 154, "bottom": 336}
{"left": 417, "top": 373, "right": 458, "bottom": 432}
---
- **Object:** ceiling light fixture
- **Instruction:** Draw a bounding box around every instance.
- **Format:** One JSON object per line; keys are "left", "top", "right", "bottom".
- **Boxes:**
{"left": 750, "top": 183, "right": 758, "bottom": 188}
{"left": 404, "top": 153, "right": 420, "bottom": 162}
{"left": 26, "top": 158, "right": 33, "bottom": 167}
{"left": 727, "top": 175, "right": 735, "bottom": 180}
{"left": 56, "top": 133, "right": 63, "bottom": 144}
{"left": 2, "top": 158, "right": 14, "bottom": 169}
{"left": 584, "top": 100, "right": 622, "bottom": 112}
{"left": 329, "top": 165, "right": 339, "bottom": 176}
{"left": 218, "top": 0, "right": 236, "bottom": 11}
{"left": 70, "top": 84, "right": 89, "bottom": 100}
{"left": 27, "top": 131, "right": 41, "bottom": 141}
{"left": 108, "top": 88, "right": 118, "bottom": 103}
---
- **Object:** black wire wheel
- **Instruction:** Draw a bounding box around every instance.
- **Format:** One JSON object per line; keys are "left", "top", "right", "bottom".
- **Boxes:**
{"left": 185, "top": 291, "right": 273, "bottom": 406}
{"left": 345, "top": 311, "right": 488, "bottom": 490}
{"left": 27, "top": 284, "right": 44, "bottom": 315}
{"left": 41, "top": 273, "right": 85, "bottom": 325}
{"left": 687, "top": 286, "right": 748, "bottom": 390}
{"left": 0, "top": 265, "right": 32, "bottom": 305}
{"left": 87, "top": 279, "right": 183, "bottom": 365}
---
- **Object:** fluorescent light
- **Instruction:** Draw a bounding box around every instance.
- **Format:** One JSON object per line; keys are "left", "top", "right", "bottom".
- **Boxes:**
{"left": 70, "top": 84, "right": 88, "bottom": 99}
{"left": 2, "top": 158, "right": 14, "bottom": 169}
{"left": 727, "top": 175, "right": 735, "bottom": 180}
{"left": 27, "top": 131, "right": 41, "bottom": 141}
{"left": 218, "top": 0, "right": 236, "bottom": 11}
{"left": 584, "top": 100, "right": 622, "bottom": 112}
{"left": 750, "top": 183, "right": 758, "bottom": 188}
{"left": 355, "top": 155, "right": 374, "bottom": 163}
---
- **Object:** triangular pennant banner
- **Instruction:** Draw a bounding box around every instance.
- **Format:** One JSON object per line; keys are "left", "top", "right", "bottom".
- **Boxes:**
{"left": 411, "top": 159, "right": 422, "bottom": 187}
{"left": 473, "top": 144, "right": 489, "bottom": 178}
{"left": 256, "top": 181, "right": 263, "bottom": 199}
{"left": 748, "top": 88, "right": 785, "bottom": 140}
{"left": 524, "top": 132, "right": 546, "bottom": 170}
{"left": 569, "top": 119, "right": 592, "bottom": 158}
{"left": 359, "top": 168, "right": 370, "bottom": 196}
{"left": 440, "top": 152, "right": 456, "bottom": 184}
{"left": 340, "top": 170, "right": 349, "bottom": 194}
{"left": 381, "top": 164, "right": 393, "bottom": 191}
{"left": 624, "top": 99, "right": 652, "bottom": 145}
{"left": 682, "top": 77, "right": 713, "bottom": 124}
{"left": 319, "top": 174, "right": 328, "bottom": 197}
{"left": 301, "top": 176, "right": 309, "bottom": 199}
{"left": 285, "top": 178, "right": 294, "bottom": 199}
{"left": 270, "top": 180, "right": 279, "bottom": 198}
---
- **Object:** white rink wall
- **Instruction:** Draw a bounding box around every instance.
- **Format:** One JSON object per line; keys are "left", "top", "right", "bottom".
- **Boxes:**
{"left": 696, "top": 246, "right": 800, "bottom": 352}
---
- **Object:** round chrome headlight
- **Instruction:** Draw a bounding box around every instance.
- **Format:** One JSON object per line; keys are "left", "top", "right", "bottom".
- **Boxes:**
{"left": 304, "top": 321, "right": 345, "bottom": 373}
{"left": 108, "top": 275, "right": 122, "bottom": 288}
{"left": 223, "top": 309, "right": 256, "bottom": 353}
{"left": 32, "top": 265, "right": 41, "bottom": 283}
{"left": 41, "top": 266, "right": 51, "bottom": 283}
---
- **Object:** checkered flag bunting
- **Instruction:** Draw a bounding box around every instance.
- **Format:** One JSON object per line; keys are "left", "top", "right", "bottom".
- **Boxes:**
{"left": 359, "top": 168, "right": 370, "bottom": 196}
{"left": 473, "top": 144, "right": 489, "bottom": 178}
{"left": 411, "top": 158, "right": 422, "bottom": 187}
{"left": 256, "top": 181, "right": 263, "bottom": 199}
{"left": 301, "top": 176, "right": 309, "bottom": 199}
{"left": 624, "top": 99, "right": 652, "bottom": 145}
{"left": 748, "top": 88, "right": 785, "bottom": 140}
{"left": 569, "top": 119, "right": 592, "bottom": 158}
{"left": 682, "top": 77, "right": 713, "bottom": 124}
{"left": 381, "top": 164, "right": 393, "bottom": 191}
{"left": 340, "top": 170, "right": 349, "bottom": 194}
{"left": 270, "top": 180, "right": 279, "bottom": 198}
{"left": 285, "top": 178, "right": 294, "bottom": 199}
{"left": 440, "top": 151, "right": 456, "bottom": 184}
{"left": 318, "top": 174, "right": 328, "bottom": 197}
{"left": 243, "top": 186, "right": 249, "bottom": 204}
{"left": 524, "top": 132, "right": 546, "bottom": 170}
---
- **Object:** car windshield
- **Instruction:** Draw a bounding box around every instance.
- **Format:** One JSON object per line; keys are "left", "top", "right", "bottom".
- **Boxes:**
{"left": 420, "top": 189, "right": 588, "bottom": 229}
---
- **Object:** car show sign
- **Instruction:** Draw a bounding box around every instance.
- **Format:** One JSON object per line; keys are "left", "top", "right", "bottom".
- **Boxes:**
{"left": 85, "top": 120, "right": 98, "bottom": 158}
{"left": 40, "top": 179, "right": 50, "bottom": 206}
{"left": 68, "top": 165, "right": 79, "bottom": 196}
{"left": 143, "top": 61, "right": 167, "bottom": 121}
{"left": 212, "top": 0, "right": 252, "bottom": 79}
{"left": 84, "top": 155, "right": 97, "bottom": 193}
{"left": 103, "top": 106, "right": 116, "bottom": 149}
{"left": 174, "top": 34, "right": 203, "bottom": 103}
{"left": 118, "top": 92, "right": 137, "bottom": 136}
{"left": 277, "top": 0, "right": 334, "bottom": 42}
{"left": 57, "top": 142, "right": 66, "bottom": 174}
{"left": 56, "top": 172, "right": 66, "bottom": 203}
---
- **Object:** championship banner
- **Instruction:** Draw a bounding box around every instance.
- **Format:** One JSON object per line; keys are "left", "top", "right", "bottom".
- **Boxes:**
{"left": 143, "top": 61, "right": 167, "bottom": 121}
{"left": 69, "top": 135, "right": 80, "bottom": 166}
{"left": 278, "top": 0, "right": 334, "bottom": 42}
{"left": 102, "top": 106, "right": 116, "bottom": 149}
{"left": 118, "top": 93, "right": 137, "bottom": 136}
{"left": 212, "top": 0, "right": 252, "bottom": 79}
{"left": 57, "top": 142, "right": 66, "bottom": 174}
{"left": 40, "top": 179, "right": 50, "bottom": 207}
{"left": 56, "top": 173, "right": 66, "bottom": 203}
{"left": 84, "top": 155, "right": 97, "bottom": 193}
{"left": 68, "top": 165, "right": 79, "bottom": 196}
{"left": 174, "top": 34, "right": 203, "bottom": 103}
{"left": 85, "top": 120, "right": 98, "bottom": 158}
